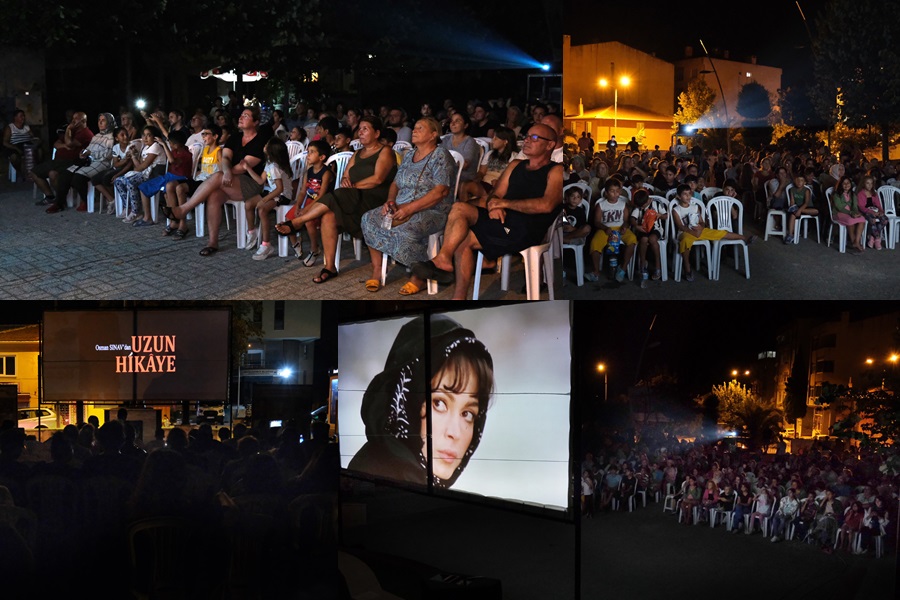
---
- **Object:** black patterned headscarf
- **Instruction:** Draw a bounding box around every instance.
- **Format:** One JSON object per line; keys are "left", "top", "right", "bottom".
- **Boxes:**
{"left": 359, "top": 315, "right": 493, "bottom": 488}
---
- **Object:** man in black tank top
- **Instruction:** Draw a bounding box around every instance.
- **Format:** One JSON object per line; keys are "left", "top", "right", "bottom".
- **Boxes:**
{"left": 411, "top": 123, "right": 563, "bottom": 299}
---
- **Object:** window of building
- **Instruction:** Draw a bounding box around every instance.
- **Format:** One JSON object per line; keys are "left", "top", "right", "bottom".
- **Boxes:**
{"left": 0, "top": 356, "right": 15, "bottom": 377}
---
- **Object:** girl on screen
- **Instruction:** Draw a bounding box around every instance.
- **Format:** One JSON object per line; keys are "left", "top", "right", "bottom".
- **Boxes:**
{"left": 348, "top": 315, "right": 494, "bottom": 488}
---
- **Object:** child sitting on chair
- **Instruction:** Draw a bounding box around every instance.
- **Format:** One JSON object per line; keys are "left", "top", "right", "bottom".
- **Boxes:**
{"left": 671, "top": 184, "right": 755, "bottom": 281}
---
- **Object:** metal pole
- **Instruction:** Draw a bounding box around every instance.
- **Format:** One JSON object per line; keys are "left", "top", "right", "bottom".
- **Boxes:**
{"left": 604, "top": 372, "right": 608, "bottom": 403}
{"left": 699, "top": 39, "right": 731, "bottom": 155}
{"left": 613, "top": 88, "right": 618, "bottom": 139}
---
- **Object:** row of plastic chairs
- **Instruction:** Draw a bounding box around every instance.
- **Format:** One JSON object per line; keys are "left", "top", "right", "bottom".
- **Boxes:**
{"left": 565, "top": 188, "right": 751, "bottom": 285}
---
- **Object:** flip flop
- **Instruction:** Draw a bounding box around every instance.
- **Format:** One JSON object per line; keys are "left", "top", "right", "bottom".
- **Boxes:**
{"left": 275, "top": 220, "right": 298, "bottom": 236}
{"left": 364, "top": 279, "right": 381, "bottom": 292}
{"left": 399, "top": 281, "right": 422, "bottom": 296}
{"left": 411, "top": 260, "right": 454, "bottom": 285}
{"left": 163, "top": 225, "right": 175, "bottom": 236}
{"left": 173, "top": 229, "right": 187, "bottom": 240}
{"left": 161, "top": 206, "right": 177, "bottom": 221}
{"left": 199, "top": 246, "right": 218, "bottom": 257}
{"left": 313, "top": 268, "right": 337, "bottom": 284}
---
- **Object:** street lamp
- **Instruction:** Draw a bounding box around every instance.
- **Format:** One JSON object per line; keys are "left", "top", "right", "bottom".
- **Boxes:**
{"left": 598, "top": 75, "right": 630, "bottom": 139}
{"left": 597, "top": 363, "right": 608, "bottom": 402}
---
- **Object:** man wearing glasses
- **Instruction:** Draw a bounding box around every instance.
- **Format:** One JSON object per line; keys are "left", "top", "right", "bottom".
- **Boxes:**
{"left": 412, "top": 123, "right": 563, "bottom": 299}
{"left": 514, "top": 113, "right": 564, "bottom": 163}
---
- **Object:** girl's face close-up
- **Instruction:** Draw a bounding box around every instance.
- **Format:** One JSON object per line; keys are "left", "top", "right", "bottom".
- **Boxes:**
{"left": 306, "top": 146, "right": 320, "bottom": 165}
{"left": 116, "top": 130, "right": 129, "bottom": 144}
{"left": 420, "top": 362, "right": 479, "bottom": 481}
{"left": 290, "top": 127, "right": 303, "bottom": 141}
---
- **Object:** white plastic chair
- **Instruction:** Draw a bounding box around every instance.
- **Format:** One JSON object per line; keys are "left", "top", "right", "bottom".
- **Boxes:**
{"left": 763, "top": 180, "right": 787, "bottom": 241}
{"left": 707, "top": 196, "right": 750, "bottom": 280}
{"left": 8, "top": 162, "right": 17, "bottom": 182}
{"left": 471, "top": 214, "right": 559, "bottom": 300}
{"left": 700, "top": 187, "right": 723, "bottom": 203}
{"left": 709, "top": 492, "right": 737, "bottom": 531}
{"left": 328, "top": 151, "right": 361, "bottom": 272}
{"left": 784, "top": 183, "right": 820, "bottom": 244}
{"left": 744, "top": 498, "right": 774, "bottom": 536}
{"left": 392, "top": 141, "right": 412, "bottom": 159}
{"left": 327, "top": 151, "right": 354, "bottom": 186}
{"left": 669, "top": 198, "right": 714, "bottom": 282}
{"left": 349, "top": 139, "right": 363, "bottom": 151}
{"left": 825, "top": 186, "right": 867, "bottom": 253}
{"left": 561, "top": 186, "right": 589, "bottom": 286}
{"left": 626, "top": 195, "right": 669, "bottom": 281}
{"left": 876, "top": 185, "right": 900, "bottom": 249}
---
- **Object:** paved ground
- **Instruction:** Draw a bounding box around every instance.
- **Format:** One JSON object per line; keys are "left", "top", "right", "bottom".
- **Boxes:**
{"left": 6, "top": 174, "right": 899, "bottom": 301}
{"left": 0, "top": 179, "right": 534, "bottom": 300}
{"left": 341, "top": 483, "right": 897, "bottom": 600}
{"left": 561, "top": 210, "right": 900, "bottom": 300}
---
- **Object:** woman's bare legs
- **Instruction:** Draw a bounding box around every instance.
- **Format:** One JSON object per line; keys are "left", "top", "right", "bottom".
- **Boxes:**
{"left": 368, "top": 248, "right": 383, "bottom": 281}
{"left": 170, "top": 172, "right": 223, "bottom": 219}
{"left": 319, "top": 211, "right": 339, "bottom": 273}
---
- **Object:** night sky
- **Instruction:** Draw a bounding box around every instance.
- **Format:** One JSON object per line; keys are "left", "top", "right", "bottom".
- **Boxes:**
{"left": 564, "top": 0, "right": 823, "bottom": 87}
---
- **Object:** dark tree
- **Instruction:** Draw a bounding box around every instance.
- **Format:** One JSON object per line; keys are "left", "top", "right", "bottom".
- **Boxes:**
{"left": 811, "top": 0, "right": 900, "bottom": 162}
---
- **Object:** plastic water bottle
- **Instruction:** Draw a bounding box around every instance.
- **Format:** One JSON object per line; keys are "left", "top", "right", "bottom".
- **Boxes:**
{"left": 605, "top": 230, "right": 621, "bottom": 276}
{"left": 381, "top": 210, "right": 393, "bottom": 230}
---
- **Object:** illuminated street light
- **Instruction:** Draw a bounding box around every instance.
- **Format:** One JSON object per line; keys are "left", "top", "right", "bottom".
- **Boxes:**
{"left": 599, "top": 74, "right": 631, "bottom": 139}
{"left": 597, "top": 363, "right": 608, "bottom": 402}
{"left": 866, "top": 358, "right": 875, "bottom": 365}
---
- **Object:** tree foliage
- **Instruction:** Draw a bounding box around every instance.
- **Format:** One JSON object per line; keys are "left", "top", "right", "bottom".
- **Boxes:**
{"left": 816, "top": 381, "right": 898, "bottom": 454}
{"left": 711, "top": 380, "right": 783, "bottom": 450}
{"left": 811, "top": 0, "right": 900, "bottom": 161}
{"left": 674, "top": 78, "right": 717, "bottom": 128}
{"left": 736, "top": 82, "right": 772, "bottom": 122}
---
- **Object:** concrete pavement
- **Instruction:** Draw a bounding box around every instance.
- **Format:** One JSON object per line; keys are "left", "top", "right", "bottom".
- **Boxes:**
{"left": 0, "top": 180, "right": 533, "bottom": 300}
{"left": 561, "top": 211, "right": 900, "bottom": 299}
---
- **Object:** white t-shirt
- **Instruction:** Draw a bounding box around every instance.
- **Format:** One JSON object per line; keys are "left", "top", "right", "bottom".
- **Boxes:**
{"left": 140, "top": 142, "right": 165, "bottom": 177}
{"left": 597, "top": 198, "right": 627, "bottom": 228}
{"left": 672, "top": 202, "right": 701, "bottom": 232}
{"left": 112, "top": 143, "right": 130, "bottom": 162}
{"left": 264, "top": 162, "right": 292, "bottom": 196}
{"left": 631, "top": 202, "right": 667, "bottom": 236}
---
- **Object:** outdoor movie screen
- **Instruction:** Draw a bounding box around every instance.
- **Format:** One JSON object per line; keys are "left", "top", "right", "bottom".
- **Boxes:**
{"left": 339, "top": 302, "right": 571, "bottom": 511}
{"left": 43, "top": 309, "right": 230, "bottom": 403}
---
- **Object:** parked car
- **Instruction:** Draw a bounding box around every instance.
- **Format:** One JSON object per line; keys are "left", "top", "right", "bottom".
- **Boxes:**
{"left": 18, "top": 407, "right": 59, "bottom": 430}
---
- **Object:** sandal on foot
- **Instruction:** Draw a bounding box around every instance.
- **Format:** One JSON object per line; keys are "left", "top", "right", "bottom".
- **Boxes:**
{"left": 199, "top": 246, "right": 218, "bottom": 257}
{"left": 411, "top": 260, "right": 454, "bottom": 285}
{"left": 313, "top": 268, "right": 337, "bottom": 284}
{"left": 399, "top": 281, "right": 422, "bottom": 296}
{"left": 364, "top": 279, "right": 381, "bottom": 292}
{"left": 161, "top": 206, "right": 178, "bottom": 221}
{"left": 163, "top": 225, "right": 175, "bottom": 236}
{"left": 173, "top": 229, "right": 187, "bottom": 240}
{"left": 275, "top": 221, "right": 298, "bottom": 236}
